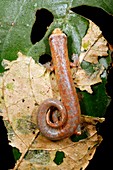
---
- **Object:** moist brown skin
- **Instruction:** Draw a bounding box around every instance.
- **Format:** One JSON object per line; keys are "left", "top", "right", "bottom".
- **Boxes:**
{"left": 37, "top": 28, "right": 81, "bottom": 140}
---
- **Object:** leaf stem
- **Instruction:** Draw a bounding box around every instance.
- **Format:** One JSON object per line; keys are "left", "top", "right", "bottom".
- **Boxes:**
{"left": 13, "top": 130, "right": 40, "bottom": 170}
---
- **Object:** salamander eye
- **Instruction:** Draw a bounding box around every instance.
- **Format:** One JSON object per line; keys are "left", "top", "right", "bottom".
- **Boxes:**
{"left": 31, "top": 8, "right": 53, "bottom": 44}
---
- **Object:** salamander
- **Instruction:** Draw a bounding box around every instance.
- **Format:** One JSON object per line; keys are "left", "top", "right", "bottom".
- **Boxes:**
{"left": 37, "top": 28, "right": 81, "bottom": 140}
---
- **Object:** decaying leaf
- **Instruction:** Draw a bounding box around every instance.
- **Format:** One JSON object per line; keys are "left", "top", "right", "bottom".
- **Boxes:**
{"left": 80, "top": 20, "right": 108, "bottom": 64}
{"left": 0, "top": 52, "right": 104, "bottom": 170}
{"left": 0, "top": 52, "right": 54, "bottom": 151}
{"left": 72, "top": 63, "right": 104, "bottom": 93}
{"left": 71, "top": 21, "right": 108, "bottom": 93}
{"left": 15, "top": 116, "right": 104, "bottom": 170}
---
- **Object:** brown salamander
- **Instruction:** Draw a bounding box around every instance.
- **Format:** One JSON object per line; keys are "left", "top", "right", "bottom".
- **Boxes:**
{"left": 37, "top": 28, "right": 81, "bottom": 140}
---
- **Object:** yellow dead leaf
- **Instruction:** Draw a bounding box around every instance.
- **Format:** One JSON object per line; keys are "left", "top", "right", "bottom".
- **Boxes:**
{"left": 0, "top": 52, "right": 54, "bottom": 152}
{"left": 80, "top": 20, "right": 108, "bottom": 64}
{"left": 0, "top": 52, "right": 104, "bottom": 170}
{"left": 16, "top": 116, "right": 104, "bottom": 170}
{"left": 70, "top": 21, "right": 109, "bottom": 93}
{"left": 72, "top": 63, "right": 104, "bottom": 93}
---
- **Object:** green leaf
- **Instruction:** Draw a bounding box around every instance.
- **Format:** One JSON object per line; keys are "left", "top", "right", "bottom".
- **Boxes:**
{"left": 80, "top": 78, "right": 111, "bottom": 117}
{"left": 79, "top": 57, "right": 111, "bottom": 117}
{"left": 0, "top": 0, "right": 89, "bottom": 66}
{"left": 72, "top": 0, "right": 113, "bottom": 15}
{"left": 28, "top": 12, "right": 89, "bottom": 62}
{"left": 12, "top": 147, "right": 21, "bottom": 161}
{"left": 71, "top": 131, "right": 88, "bottom": 142}
{"left": 0, "top": 60, "right": 5, "bottom": 73}
{"left": 53, "top": 151, "right": 65, "bottom": 165}
{"left": 0, "top": 0, "right": 38, "bottom": 61}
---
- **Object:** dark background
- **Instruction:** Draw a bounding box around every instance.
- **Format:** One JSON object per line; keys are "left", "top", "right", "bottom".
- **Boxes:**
{"left": 74, "top": 6, "right": 113, "bottom": 170}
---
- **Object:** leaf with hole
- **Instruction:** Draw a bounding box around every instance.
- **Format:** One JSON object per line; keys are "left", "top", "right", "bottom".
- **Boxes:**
{"left": 0, "top": 53, "right": 104, "bottom": 169}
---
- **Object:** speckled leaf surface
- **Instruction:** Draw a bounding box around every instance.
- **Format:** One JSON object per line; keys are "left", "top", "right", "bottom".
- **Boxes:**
{"left": 0, "top": 53, "right": 104, "bottom": 170}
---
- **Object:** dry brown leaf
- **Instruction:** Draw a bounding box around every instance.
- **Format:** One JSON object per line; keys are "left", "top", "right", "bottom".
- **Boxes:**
{"left": 0, "top": 52, "right": 104, "bottom": 170}
{"left": 69, "top": 21, "right": 108, "bottom": 93}
{"left": 72, "top": 63, "right": 104, "bottom": 93}
{"left": 80, "top": 20, "right": 108, "bottom": 64}
{"left": 80, "top": 21, "right": 108, "bottom": 64}
{"left": 16, "top": 116, "right": 104, "bottom": 170}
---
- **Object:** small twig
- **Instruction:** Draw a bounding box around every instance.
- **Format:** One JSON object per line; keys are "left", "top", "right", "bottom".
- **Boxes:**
{"left": 13, "top": 130, "right": 40, "bottom": 170}
{"left": 82, "top": 33, "right": 103, "bottom": 61}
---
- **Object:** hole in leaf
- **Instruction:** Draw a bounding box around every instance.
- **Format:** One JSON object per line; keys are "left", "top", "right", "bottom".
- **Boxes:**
{"left": 39, "top": 54, "right": 52, "bottom": 64}
{"left": 70, "top": 131, "right": 88, "bottom": 142}
{"left": 34, "top": 102, "right": 38, "bottom": 106}
{"left": 53, "top": 151, "right": 65, "bottom": 165}
{"left": 0, "top": 64, "right": 5, "bottom": 73}
{"left": 12, "top": 147, "right": 21, "bottom": 161}
{"left": 22, "top": 99, "right": 25, "bottom": 102}
{"left": 0, "top": 116, "right": 15, "bottom": 169}
{"left": 71, "top": 5, "right": 113, "bottom": 45}
{"left": 31, "top": 8, "right": 53, "bottom": 44}
{"left": 1, "top": 96, "right": 4, "bottom": 100}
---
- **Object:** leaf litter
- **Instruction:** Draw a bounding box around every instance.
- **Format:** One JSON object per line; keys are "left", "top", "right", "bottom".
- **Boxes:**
{"left": 73, "top": 21, "right": 108, "bottom": 93}
{"left": 0, "top": 21, "right": 108, "bottom": 170}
